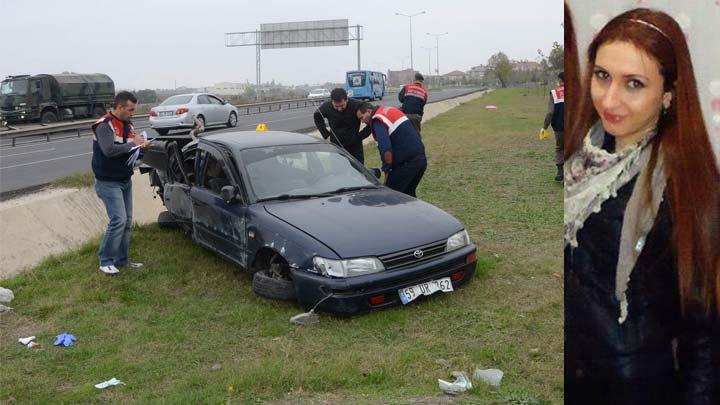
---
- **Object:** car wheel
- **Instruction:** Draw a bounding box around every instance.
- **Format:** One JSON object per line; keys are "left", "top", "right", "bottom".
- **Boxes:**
{"left": 92, "top": 106, "right": 106, "bottom": 117}
{"left": 157, "top": 211, "right": 179, "bottom": 229}
{"left": 226, "top": 112, "right": 237, "bottom": 128}
{"left": 156, "top": 128, "right": 169, "bottom": 136}
{"left": 252, "top": 262, "right": 297, "bottom": 301}
{"left": 40, "top": 110, "right": 58, "bottom": 124}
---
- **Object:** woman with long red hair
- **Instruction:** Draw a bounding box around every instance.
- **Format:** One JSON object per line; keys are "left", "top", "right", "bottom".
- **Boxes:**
{"left": 564, "top": 8, "right": 720, "bottom": 404}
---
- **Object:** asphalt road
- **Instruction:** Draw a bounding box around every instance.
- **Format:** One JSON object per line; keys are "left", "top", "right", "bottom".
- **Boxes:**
{"left": 0, "top": 88, "right": 479, "bottom": 194}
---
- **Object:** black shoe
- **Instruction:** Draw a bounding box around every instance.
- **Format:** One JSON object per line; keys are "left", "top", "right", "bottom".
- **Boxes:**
{"left": 555, "top": 164, "right": 563, "bottom": 182}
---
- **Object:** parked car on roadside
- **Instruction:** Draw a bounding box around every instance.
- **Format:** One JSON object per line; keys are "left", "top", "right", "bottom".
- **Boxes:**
{"left": 140, "top": 130, "right": 477, "bottom": 314}
{"left": 307, "top": 88, "right": 331, "bottom": 99}
{"left": 149, "top": 93, "right": 238, "bottom": 135}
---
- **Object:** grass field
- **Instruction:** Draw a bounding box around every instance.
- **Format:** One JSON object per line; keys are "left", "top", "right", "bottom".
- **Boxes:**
{"left": 0, "top": 88, "right": 563, "bottom": 404}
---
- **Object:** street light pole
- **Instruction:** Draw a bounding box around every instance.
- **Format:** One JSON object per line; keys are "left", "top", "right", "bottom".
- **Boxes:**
{"left": 427, "top": 32, "right": 448, "bottom": 77}
{"left": 421, "top": 46, "right": 433, "bottom": 84}
{"left": 395, "top": 11, "right": 426, "bottom": 72}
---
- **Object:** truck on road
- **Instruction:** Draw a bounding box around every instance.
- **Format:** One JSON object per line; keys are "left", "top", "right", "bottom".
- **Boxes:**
{"left": 0, "top": 73, "right": 115, "bottom": 125}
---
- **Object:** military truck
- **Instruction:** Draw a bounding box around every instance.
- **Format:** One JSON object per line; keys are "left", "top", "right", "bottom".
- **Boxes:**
{"left": 0, "top": 73, "right": 115, "bottom": 125}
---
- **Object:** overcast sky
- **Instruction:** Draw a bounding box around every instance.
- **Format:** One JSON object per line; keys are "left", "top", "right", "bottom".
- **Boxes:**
{"left": 0, "top": 0, "right": 562, "bottom": 90}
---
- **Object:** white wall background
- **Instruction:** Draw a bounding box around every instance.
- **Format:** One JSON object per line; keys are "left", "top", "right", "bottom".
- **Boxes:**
{"left": 568, "top": 0, "right": 720, "bottom": 165}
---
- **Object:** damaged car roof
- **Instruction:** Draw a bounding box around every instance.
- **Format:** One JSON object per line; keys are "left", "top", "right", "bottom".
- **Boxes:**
{"left": 200, "top": 131, "right": 325, "bottom": 150}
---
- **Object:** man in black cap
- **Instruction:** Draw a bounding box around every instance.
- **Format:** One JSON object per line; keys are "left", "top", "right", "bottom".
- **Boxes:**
{"left": 313, "top": 88, "right": 371, "bottom": 163}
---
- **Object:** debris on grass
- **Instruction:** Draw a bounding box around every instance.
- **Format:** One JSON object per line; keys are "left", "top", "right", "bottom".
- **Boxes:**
{"left": 0, "top": 304, "right": 12, "bottom": 312}
{"left": 0, "top": 287, "right": 14, "bottom": 302}
{"left": 18, "top": 336, "right": 36, "bottom": 345}
{"left": 94, "top": 378, "right": 124, "bottom": 389}
{"left": 53, "top": 332, "right": 76, "bottom": 347}
{"left": 473, "top": 368, "right": 504, "bottom": 386}
{"left": 438, "top": 371, "right": 472, "bottom": 395}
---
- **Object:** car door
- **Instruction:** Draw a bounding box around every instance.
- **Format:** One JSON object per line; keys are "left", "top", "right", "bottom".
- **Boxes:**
{"left": 190, "top": 142, "right": 250, "bottom": 267}
{"left": 208, "top": 95, "right": 227, "bottom": 124}
{"left": 162, "top": 143, "right": 194, "bottom": 224}
{"left": 196, "top": 95, "right": 213, "bottom": 124}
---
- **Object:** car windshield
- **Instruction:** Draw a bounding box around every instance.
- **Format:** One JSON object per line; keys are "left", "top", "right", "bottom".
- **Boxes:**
{"left": 347, "top": 72, "right": 366, "bottom": 87}
{"left": 160, "top": 95, "right": 193, "bottom": 106}
{"left": 240, "top": 143, "right": 377, "bottom": 202}
{"left": 0, "top": 80, "right": 28, "bottom": 96}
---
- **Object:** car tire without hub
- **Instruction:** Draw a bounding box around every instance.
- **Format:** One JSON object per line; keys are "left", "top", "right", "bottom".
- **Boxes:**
{"left": 40, "top": 110, "right": 58, "bottom": 124}
{"left": 253, "top": 263, "right": 297, "bottom": 301}
{"left": 157, "top": 211, "right": 179, "bottom": 229}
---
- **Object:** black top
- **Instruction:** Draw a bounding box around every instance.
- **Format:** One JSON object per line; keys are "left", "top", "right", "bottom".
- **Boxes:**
{"left": 313, "top": 98, "right": 371, "bottom": 162}
{"left": 564, "top": 135, "right": 718, "bottom": 404}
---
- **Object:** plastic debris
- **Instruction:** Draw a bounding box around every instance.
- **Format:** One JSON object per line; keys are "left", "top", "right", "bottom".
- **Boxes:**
{"left": 53, "top": 332, "right": 77, "bottom": 347}
{"left": 0, "top": 287, "right": 14, "bottom": 303}
{"left": 0, "top": 304, "right": 13, "bottom": 313}
{"left": 290, "top": 310, "right": 319, "bottom": 325}
{"left": 94, "top": 378, "right": 125, "bottom": 389}
{"left": 473, "top": 368, "right": 504, "bottom": 386}
{"left": 18, "top": 336, "right": 36, "bottom": 345}
{"left": 539, "top": 128, "right": 550, "bottom": 140}
{"left": 484, "top": 105, "right": 498, "bottom": 110}
{"left": 438, "top": 371, "right": 472, "bottom": 395}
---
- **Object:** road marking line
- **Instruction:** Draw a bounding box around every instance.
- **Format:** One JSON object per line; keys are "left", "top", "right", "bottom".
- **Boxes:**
{"left": 1, "top": 147, "right": 57, "bottom": 158}
{"left": 0, "top": 152, "right": 92, "bottom": 170}
{"left": 1, "top": 135, "right": 92, "bottom": 150}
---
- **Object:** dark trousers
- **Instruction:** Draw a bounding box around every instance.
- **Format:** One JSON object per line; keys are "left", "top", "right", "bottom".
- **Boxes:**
{"left": 386, "top": 155, "right": 427, "bottom": 197}
{"left": 406, "top": 114, "right": 422, "bottom": 137}
{"left": 344, "top": 143, "right": 364, "bottom": 164}
{"left": 554, "top": 130, "right": 563, "bottom": 165}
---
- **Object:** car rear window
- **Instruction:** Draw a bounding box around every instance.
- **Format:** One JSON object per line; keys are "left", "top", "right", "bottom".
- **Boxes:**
{"left": 160, "top": 95, "right": 193, "bottom": 106}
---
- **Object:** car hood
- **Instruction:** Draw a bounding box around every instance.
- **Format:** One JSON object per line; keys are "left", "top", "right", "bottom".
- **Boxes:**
{"left": 263, "top": 188, "right": 464, "bottom": 258}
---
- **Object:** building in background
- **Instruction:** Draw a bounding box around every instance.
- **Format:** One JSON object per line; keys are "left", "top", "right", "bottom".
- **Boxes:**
{"left": 207, "top": 82, "right": 248, "bottom": 96}
{"left": 387, "top": 69, "right": 417, "bottom": 89}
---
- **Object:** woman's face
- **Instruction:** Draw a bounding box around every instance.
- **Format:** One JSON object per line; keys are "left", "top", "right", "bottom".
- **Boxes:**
{"left": 591, "top": 41, "right": 672, "bottom": 147}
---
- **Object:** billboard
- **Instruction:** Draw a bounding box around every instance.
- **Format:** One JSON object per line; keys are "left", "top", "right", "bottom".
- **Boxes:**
{"left": 259, "top": 19, "right": 349, "bottom": 49}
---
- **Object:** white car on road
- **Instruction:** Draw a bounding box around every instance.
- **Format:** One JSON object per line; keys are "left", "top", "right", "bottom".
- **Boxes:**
{"left": 307, "top": 88, "right": 331, "bottom": 99}
{"left": 149, "top": 93, "right": 238, "bottom": 135}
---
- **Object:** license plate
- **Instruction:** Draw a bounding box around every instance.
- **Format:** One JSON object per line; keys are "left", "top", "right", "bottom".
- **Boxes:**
{"left": 160, "top": 111, "right": 174, "bottom": 117}
{"left": 398, "top": 277, "right": 453, "bottom": 304}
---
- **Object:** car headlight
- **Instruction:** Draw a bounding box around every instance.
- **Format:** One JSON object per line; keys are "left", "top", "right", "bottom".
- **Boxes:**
{"left": 313, "top": 256, "right": 385, "bottom": 278}
{"left": 446, "top": 230, "right": 470, "bottom": 252}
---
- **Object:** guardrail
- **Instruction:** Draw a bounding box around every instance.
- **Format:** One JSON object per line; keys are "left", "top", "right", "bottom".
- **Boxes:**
{"left": 0, "top": 97, "right": 326, "bottom": 145}
{"left": 0, "top": 87, "right": 486, "bottom": 148}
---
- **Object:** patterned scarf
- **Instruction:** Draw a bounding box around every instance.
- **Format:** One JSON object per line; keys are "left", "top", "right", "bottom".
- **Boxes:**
{"left": 564, "top": 122, "right": 656, "bottom": 247}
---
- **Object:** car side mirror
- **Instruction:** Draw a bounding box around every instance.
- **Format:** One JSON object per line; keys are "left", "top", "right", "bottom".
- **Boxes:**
{"left": 220, "top": 185, "right": 237, "bottom": 203}
{"left": 370, "top": 168, "right": 382, "bottom": 179}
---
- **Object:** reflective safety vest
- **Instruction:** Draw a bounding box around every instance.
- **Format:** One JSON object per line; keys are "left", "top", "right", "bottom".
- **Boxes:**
{"left": 551, "top": 85, "right": 565, "bottom": 104}
{"left": 372, "top": 106, "right": 409, "bottom": 135}
{"left": 402, "top": 83, "right": 428, "bottom": 102}
{"left": 91, "top": 113, "right": 136, "bottom": 143}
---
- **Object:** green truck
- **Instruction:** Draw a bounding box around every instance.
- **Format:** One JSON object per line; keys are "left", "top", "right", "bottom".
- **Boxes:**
{"left": 0, "top": 73, "right": 115, "bottom": 125}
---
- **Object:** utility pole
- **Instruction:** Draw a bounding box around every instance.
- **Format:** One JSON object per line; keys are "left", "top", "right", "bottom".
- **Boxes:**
{"left": 395, "top": 11, "right": 426, "bottom": 72}
{"left": 427, "top": 32, "right": 448, "bottom": 78}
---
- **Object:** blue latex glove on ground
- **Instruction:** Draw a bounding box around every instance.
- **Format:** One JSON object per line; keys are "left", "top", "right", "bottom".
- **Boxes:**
{"left": 53, "top": 332, "right": 76, "bottom": 347}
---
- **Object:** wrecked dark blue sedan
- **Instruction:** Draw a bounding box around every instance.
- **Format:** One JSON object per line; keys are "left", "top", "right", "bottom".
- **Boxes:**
{"left": 141, "top": 130, "right": 477, "bottom": 314}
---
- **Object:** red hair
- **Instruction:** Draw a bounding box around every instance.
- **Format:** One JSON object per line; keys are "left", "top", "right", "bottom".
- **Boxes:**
{"left": 563, "top": 2, "right": 580, "bottom": 128}
{"left": 566, "top": 8, "right": 720, "bottom": 314}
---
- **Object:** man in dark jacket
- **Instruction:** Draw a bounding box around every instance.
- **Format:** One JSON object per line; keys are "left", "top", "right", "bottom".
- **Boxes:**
{"left": 313, "top": 88, "right": 371, "bottom": 163}
{"left": 356, "top": 102, "right": 426, "bottom": 197}
{"left": 91, "top": 91, "right": 149, "bottom": 275}
{"left": 398, "top": 72, "right": 428, "bottom": 134}
{"left": 543, "top": 71, "right": 564, "bottom": 181}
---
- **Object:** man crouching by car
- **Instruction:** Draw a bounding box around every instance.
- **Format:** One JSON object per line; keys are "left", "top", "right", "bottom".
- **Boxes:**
{"left": 356, "top": 102, "right": 427, "bottom": 197}
{"left": 91, "top": 91, "right": 149, "bottom": 275}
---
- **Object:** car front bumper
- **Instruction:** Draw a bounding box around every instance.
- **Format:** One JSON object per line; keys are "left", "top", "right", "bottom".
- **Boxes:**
{"left": 291, "top": 244, "right": 477, "bottom": 314}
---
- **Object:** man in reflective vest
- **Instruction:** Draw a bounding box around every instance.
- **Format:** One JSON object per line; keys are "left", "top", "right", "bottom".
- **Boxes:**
{"left": 398, "top": 72, "right": 428, "bottom": 135}
{"left": 543, "top": 71, "right": 564, "bottom": 181}
{"left": 91, "top": 91, "right": 149, "bottom": 275}
{"left": 356, "top": 102, "right": 427, "bottom": 197}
